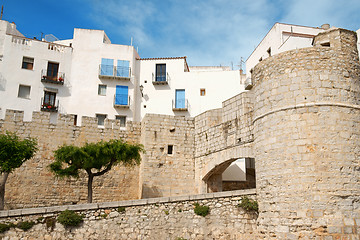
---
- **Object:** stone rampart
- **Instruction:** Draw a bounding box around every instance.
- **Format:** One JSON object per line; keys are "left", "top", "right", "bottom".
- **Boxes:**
{"left": 140, "top": 114, "right": 196, "bottom": 198}
{"left": 0, "top": 190, "right": 257, "bottom": 240}
{"left": 0, "top": 109, "right": 141, "bottom": 209}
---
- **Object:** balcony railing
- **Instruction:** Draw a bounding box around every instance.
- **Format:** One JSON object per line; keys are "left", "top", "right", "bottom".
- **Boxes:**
{"left": 172, "top": 99, "right": 189, "bottom": 111}
{"left": 152, "top": 72, "right": 170, "bottom": 85}
{"left": 245, "top": 77, "right": 253, "bottom": 90}
{"left": 41, "top": 69, "right": 65, "bottom": 85}
{"left": 99, "top": 65, "right": 131, "bottom": 80}
{"left": 114, "top": 95, "right": 130, "bottom": 108}
{"left": 41, "top": 98, "right": 59, "bottom": 112}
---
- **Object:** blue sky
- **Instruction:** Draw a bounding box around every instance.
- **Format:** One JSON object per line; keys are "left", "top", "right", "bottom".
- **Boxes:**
{"left": 3, "top": 0, "right": 360, "bottom": 68}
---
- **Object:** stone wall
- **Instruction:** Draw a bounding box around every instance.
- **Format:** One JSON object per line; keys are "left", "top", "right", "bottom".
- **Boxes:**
{"left": 253, "top": 28, "right": 360, "bottom": 239}
{"left": 0, "top": 190, "right": 257, "bottom": 240}
{"left": 140, "top": 114, "right": 196, "bottom": 198}
{"left": 0, "top": 109, "right": 141, "bottom": 208}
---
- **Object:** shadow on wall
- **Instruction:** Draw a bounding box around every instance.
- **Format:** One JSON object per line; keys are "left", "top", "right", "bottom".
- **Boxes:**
{"left": 141, "top": 184, "right": 162, "bottom": 198}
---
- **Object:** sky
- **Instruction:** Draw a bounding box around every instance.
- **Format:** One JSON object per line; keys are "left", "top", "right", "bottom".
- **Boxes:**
{"left": 2, "top": 0, "right": 360, "bottom": 68}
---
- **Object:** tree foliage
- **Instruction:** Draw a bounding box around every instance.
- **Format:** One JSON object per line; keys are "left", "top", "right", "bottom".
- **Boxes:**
{"left": 0, "top": 132, "right": 37, "bottom": 173}
{"left": 49, "top": 139, "right": 144, "bottom": 202}
{"left": 0, "top": 131, "right": 37, "bottom": 209}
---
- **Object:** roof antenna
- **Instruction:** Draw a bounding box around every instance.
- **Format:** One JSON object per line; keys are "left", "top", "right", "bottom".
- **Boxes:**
{"left": 0, "top": 5, "right": 4, "bottom": 20}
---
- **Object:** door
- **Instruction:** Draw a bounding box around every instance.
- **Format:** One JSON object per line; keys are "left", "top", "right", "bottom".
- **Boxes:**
{"left": 47, "top": 62, "right": 59, "bottom": 80}
{"left": 115, "top": 85, "right": 128, "bottom": 105}
{"left": 101, "top": 58, "right": 114, "bottom": 76}
{"left": 175, "top": 89, "right": 185, "bottom": 108}
{"left": 117, "top": 60, "right": 130, "bottom": 77}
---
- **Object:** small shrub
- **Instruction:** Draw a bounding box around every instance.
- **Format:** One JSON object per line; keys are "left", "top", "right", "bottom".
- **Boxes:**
{"left": 164, "top": 210, "right": 169, "bottom": 215}
{"left": 0, "top": 223, "right": 11, "bottom": 233}
{"left": 138, "top": 209, "right": 141, "bottom": 213}
{"left": 194, "top": 203, "right": 210, "bottom": 217}
{"left": 101, "top": 213, "right": 108, "bottom": 219}
{"left": 178, "top": 209, "right": 182, "bottom": 213}
{"left": 57, "top": 210, "right": 83, "bottom": 227}
{"left": 238, "top": 196, "right": 258, "bottom": 212}
{"left": 118, "top": 207, "right": 126, "bottom": 213}
{"left": 36, "top": 217, "right": 44, "bottom": 223}
{"left": 45, "top": 217, "right": 56, "bottom": 231}
{"left": 16, "top": 221, "right": 35, "bottom": 231}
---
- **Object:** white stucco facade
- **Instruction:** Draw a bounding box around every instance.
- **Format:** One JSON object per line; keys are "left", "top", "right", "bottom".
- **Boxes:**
{"left": 0, "top": 20, "right": 246, "bottom": 125}
{"left": 0, "top": 20, "right": 72, "bottom": 121}
{"left": 245, "top": 23, "right": 325, "bottom": 78}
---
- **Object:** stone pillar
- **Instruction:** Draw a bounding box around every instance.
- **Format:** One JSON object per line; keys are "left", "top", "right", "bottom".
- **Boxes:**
{"left": 253, "top": 29, "right": 360, "bottom": 239}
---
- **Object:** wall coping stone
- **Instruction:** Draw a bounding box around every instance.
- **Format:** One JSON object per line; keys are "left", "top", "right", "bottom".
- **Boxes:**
{"left": 0, "top": 189, "right": 256, "bottom": 218}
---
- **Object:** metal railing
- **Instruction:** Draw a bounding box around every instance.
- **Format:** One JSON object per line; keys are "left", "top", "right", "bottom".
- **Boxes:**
{"left": 40, "top": 98, "right": 59, "bottom": 112}
{"left": 172, "top": 99, "right": 189, "bottom": 111}
{"left": 114, "top": 95, "right": 130, "bottom": 108}
{"left": 41, "top": 69, "right": 65, "bottom": 85}
{"left": 152, "top": 72, "right": 170, "bottom": 85}
{"left": 99, "top": 65, "right": 131, "bottom": 79}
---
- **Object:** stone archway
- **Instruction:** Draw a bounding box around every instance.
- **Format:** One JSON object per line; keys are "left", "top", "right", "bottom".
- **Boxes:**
{"left": 202, "top": 158, "right": 256, "bottom": 193}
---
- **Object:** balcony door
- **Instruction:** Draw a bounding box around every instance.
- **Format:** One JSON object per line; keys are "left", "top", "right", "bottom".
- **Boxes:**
{"left": 115, "top": 85, "right": 128, "bottom": 105}
{"left": 156, "top": 64, "right": 166, "bottom": 82}
{"left": 47, "top": 62, "right": 59, "bottom": 80}
{"left": 101, "top": 58, "right": 114, "bottom": 76}
{"left": 175, "top": 89, "right": 185, "bottom": 108}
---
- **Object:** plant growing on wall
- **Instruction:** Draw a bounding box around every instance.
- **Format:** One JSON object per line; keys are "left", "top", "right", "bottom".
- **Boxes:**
{"left": 49, "top": 139, "right": 144, "bottom": 203}
{"left": 194, "top": 203, "right": 210, "bottom": 217}
{"left": 0, "top": 132, "right": 37, "bottom": 210}
{"left": 238, "top": 196, "right": 258, "bottom": 213}
{"left": 57, "top": 210, "right": 83, "bottom": 227}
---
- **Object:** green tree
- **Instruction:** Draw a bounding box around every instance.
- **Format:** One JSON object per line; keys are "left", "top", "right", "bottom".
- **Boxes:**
{"left": 0, "top": 132, "right": 37, "bottom": 210}
{"left": 49, "top": 139, "right": 144, "bottom": 203}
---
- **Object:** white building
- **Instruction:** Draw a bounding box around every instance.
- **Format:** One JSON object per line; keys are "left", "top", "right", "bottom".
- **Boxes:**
{"left": 0, "top": 20, "right": 245, "bottom": 126}
{"left": 245, "top": 23, "right": 326, "bottom": 79}
{"left": 0, "top": 20, "right": 72, "bottom": 121}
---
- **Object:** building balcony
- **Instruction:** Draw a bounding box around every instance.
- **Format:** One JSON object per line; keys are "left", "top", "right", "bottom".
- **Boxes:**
{"left": 40, "top": 98, "right": 58, "bottom": 112}
{"left": 152, "top": 72, "right": 170, "bottom": 85}
{"left": 245, "top": 77, "right": 253, "bottom": 90}
{"left": 114, "top": 95, "right": 130, "bottom": 108}
{"left": 172, "top": 99, "right": 189, "bottom": 111}
{"left": 41, "top": 70, "right": 65, "bottom": 85}
{"left": 99, "top": 65, "right": 131, "bottom": 80}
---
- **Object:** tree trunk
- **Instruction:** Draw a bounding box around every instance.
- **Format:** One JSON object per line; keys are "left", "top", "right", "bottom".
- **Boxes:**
{"left": 0, "top": 172, "right": 9, "bottom": 210}
{"left": 87, "top": 173, "right": 94, "bottom": 203}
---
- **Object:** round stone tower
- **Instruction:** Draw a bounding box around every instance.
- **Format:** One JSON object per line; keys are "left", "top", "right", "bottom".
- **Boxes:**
{"left": 253, "top": 28, "right": 360, "bottom": 239}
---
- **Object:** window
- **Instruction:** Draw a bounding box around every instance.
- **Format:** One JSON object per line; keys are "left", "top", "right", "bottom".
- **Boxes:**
{"left": 117, "top": 60, "right": 130, "bottom": 78}
{"left": 18, "top": 85, "right": 31, "bottom": 98}
{"left": 156, "top": 64, "right": 166, "bottom": 82}
{"left": 115, "top": 85, "right": 129, "bottom": 105}
{"left": 116, "top": 115, "right": 126, "bottom": 127}
{"left": 167, "top": 145, "right": 173, "bottom": 155}
{"left": 96, "top": 114, "right": 107, "bottom": 126}
{"left": 98, "top": 84, "right": 107, "bottom": 96}
{"left": 175, "top": 89, "right": 185, "bottom": 108}
{"left": 100, "top": 58, "right": 114, "bottom": 76}
{"left": 200, "top": 88, "right": 206, "bottom": 96}
{"left": 46, "top": 62, "right": 59, "bottom": 80}
{"left": 43, "top": 91, "right": 56, "bottom": 107}
{"left": 22, "top": 57, "right": 34, "bottom": 70}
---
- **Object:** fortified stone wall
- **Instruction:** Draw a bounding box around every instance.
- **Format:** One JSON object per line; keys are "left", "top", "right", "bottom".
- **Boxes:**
{"left": 253, "top": 28, "right": 360, "bottom": 239}
{"left": 0, "top": 109, "right": 141, "bottom": 209}
{"left": 0, "top": 190, "right": 257, "bottom": 240}
{"left": 194, "top": 92, "right": 254, "bottom": 193}
{"left": 140, "top": 114, "right": 196, "bottom": 198}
